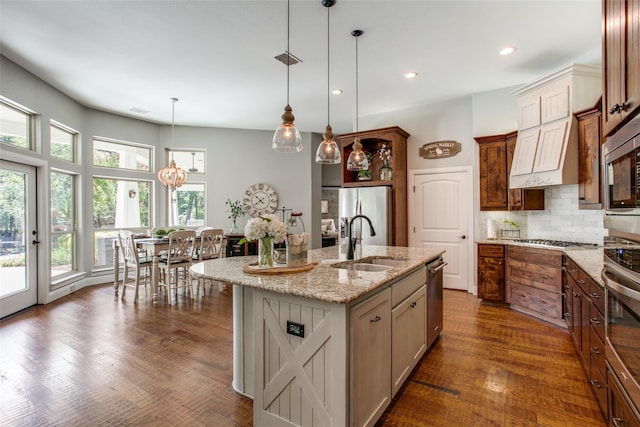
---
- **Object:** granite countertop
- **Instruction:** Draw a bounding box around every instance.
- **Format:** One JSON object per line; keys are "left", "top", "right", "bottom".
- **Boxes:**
{"left": 477, "top": 239, "right": 604, "bottom": 287}
{"left": 190, "top": 245, "right": 444, "bottom": 304}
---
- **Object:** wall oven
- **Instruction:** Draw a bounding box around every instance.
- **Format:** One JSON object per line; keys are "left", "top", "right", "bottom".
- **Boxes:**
{"left": 603, "top": 235, "right": 640, "bottom": 414}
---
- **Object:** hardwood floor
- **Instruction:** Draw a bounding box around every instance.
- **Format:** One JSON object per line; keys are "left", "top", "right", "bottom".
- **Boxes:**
{"left": 0, "top": 285, "right": 605, "bottom": 426}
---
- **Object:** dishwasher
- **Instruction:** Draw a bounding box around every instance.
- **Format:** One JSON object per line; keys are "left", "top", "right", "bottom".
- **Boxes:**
{"left": 426, "top": 256, "right": 447, "bottom": 348}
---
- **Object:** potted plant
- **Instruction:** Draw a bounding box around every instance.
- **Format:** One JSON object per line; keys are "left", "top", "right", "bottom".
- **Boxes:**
{"left": 226, "top": 199, "right": 246, "bottom": 233}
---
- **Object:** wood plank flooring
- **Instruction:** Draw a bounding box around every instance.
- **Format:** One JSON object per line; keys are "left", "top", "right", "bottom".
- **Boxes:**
{"left": 0, "top": 284, "right": 605, "bottom": 426}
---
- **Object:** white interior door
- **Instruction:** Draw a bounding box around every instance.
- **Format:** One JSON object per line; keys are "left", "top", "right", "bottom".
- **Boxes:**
{"left": 411, "top": 168, "right": 472, "bottom": 291}
{"left": 0, "top": 160, "right": 38, "bottom": 318}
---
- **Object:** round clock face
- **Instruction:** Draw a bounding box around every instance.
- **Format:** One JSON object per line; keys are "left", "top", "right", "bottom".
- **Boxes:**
{"left": 243, "top": 183, "right": 278, "bottom": 217}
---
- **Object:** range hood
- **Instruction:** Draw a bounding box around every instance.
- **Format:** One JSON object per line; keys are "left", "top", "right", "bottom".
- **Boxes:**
{"left": 509, "top": 64, "right": 601, "bottom": 189}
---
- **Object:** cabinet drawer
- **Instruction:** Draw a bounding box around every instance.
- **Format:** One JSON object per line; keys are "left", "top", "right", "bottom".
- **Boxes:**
{"left": 392, "top": 267, "right": 426, "bottom": 308}
{"left": 589, "top": 356, "right": 607, "bottom": 417}
{"left": 478, "top": 244, "right": 504, "bottom": 258}
{"left": 508, "top": 246, "right": 563, "bottom": 268}
{"left": 590, "top": 328, "right": 606, "bottom": 379}
{"left": 588, "top": 279, "right": 605, "bottom": 316}
{"left": 509, "top": 283, "right": 562, "bottom": 319}
{"left": 590, "top": 303, "right": 605, "bottom": 343}
{"left": 507, "top": 259, "right": 562, "bottom": 294}
{"left": 564, "top": 256, "right": 580, "bottom": 281}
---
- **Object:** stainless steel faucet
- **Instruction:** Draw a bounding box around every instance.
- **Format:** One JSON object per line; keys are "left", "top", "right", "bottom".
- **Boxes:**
{"left": 347, "top": 214, "right": 376, "bottom": 260}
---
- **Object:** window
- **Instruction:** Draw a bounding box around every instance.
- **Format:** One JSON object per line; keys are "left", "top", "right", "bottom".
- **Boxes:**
{"left": 50, "top": 171, "right": 77, "bottom": 279}
{"left": 93, "top": 137, "right": 151, "bottom": 171}
{"left": 168, "top": 150, "right": 205, "bottom": 174}
{"left": 0, "top": 99, "right": 34, "bottom": 150}
{"left": 171, "top": 182, "right": 205, "bottom": 226}
{"left": 50, "top": 122, "right": 77, "bottom": 162}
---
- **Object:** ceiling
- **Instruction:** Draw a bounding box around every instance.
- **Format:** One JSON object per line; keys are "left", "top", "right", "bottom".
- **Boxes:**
{"left": 0, "top": 0, "right": 602, "bottom": 135}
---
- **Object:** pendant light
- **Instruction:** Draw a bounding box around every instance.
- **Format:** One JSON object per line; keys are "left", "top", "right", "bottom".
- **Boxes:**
{"left": 315, "top": 0, "right": 341, "bottom": 165}
{"left": 346, "top": 29, "right": 369, "bottom": 171}
{"left": 272, "top": 0, "right": 303, "bottom": 153}
{"left": 157, "top": 97, "right": 188, "bottom": 190}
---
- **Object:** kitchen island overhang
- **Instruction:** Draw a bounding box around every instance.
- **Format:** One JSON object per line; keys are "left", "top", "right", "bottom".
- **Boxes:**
{"left": 190, "top": 245, "right": 444, "bottom": 427}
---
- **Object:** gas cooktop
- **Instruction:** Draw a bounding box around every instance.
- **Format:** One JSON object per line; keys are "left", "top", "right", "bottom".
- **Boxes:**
{"left": 513, "top": 239, "right": 598, "bottom": 248}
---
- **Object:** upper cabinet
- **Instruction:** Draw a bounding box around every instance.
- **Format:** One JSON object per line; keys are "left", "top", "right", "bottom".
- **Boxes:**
{"left": 602, "top": 0, "right": 640, "bottom": 137}
{"left": 510, "top": 64, "right": 601, "bottom": 189}
{"left": 575, "top": 100, "right": 604, "bottom": 209}
{"left": 337, "top": 126, "right": 409, "bottom": 246}
{"left": 475, "top": 132, "right": 544, "bottom": 211}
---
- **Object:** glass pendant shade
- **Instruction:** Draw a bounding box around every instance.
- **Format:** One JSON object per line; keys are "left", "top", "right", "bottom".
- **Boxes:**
{"left": 157, "top": 97, "right": 188, "bottom": 190}
{"left": 273, "top": 105, "right": 303, "bottom": 152}
{"left": 315, "top": 124, "right": 341, "bottom": 164}
{"left": 346, "top": 137, "right": 369, "bottom": 171}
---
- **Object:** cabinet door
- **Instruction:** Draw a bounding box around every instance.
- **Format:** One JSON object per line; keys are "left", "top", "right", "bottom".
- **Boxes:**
{"left": 506, "top": 135, "right": 545, "bottom": 211}
{"left": 576, "top": 110, "right": 602, "bottom": 209}
{"left": 478, "top": 140, "right": 508, "bottom": 210}
{"left": 603, "top": 0, "right": 640, "bottom": 136}
{"left": 391, "top": 286, "right": 426, "bottom": 397}
{"left": 478, "top": 256, "right": 504, "bottom": 301}
{"left": 518, "top": 94, "right": 541, "bottom": 130}
{"left": 541, "top": 84, "right": 570, "bottom": 124}
{"left": 609, "top": 369, "right": 640, "bottom": 427}
{"left": 351, "top": 288, "right": 391, "bottom": 427}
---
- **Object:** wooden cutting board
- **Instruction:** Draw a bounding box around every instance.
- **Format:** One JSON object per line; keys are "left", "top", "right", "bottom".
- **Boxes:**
{"left": 242, "top": 262, "right": 317, "bottom": 275}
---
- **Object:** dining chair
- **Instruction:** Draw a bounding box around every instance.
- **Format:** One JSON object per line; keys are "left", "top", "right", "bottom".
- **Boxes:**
{"left": 192, "top": 228, "right": 225, "bottom": 294}
{"left": 118, "top": 230, "right": 152, "bottom": 302}
{"left": 158, "top": 230, "right": 196, "bottom": 304}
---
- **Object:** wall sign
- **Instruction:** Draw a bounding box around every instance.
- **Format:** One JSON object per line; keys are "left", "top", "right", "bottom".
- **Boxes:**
{"left": 419, "top": 140, "right": 462, "bottom": 159}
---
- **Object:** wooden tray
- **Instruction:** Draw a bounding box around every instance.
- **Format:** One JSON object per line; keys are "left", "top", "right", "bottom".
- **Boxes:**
{"left": 242, "top": 262, "right": 317, "bottom": 275}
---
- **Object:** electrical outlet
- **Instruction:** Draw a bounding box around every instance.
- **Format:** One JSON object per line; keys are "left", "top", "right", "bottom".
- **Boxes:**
{"left": 69, "top": 285, "right": 76, "bottom": 293}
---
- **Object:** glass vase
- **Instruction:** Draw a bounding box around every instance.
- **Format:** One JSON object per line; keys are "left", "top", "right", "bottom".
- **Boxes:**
{"left": 380, "top": 164, "right": 393, "bottom": 181}
{"left": 230, "top": 219, "right": 239, "bottom": 234}
{"left": 258, "top": 236, "right": 274, "bottom": 268}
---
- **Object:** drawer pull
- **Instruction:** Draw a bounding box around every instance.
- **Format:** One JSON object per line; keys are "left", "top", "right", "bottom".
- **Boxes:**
{"left": 590, "top": 317, "right": 600, "bottom": 325}
{"left": 590, "top": 346, "right": 601, "bottom": 355}
{"left": 590, "top": 292, "right": 599, "bottom": 299}
{"left": 370, "top": 315, "right": 381, "bottom": 323}
{"left": 612, "top": 418, "right": 623, "bottom": 427}
{"left": 573, "top": 292, "right": 580, "bottom": 298}
{"left": 590, "top": 379, "right": 602, "bottom": 389}
{"left": 410, "top": 302, "right": 417, "bottom": 309}
{"left": 564, "top": 313, "right": 571, "bottom": 318}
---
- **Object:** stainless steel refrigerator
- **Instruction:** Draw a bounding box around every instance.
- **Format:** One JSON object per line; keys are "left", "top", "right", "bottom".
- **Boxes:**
{"left": 339, "top": 186, "right": 392, "bottom": 246}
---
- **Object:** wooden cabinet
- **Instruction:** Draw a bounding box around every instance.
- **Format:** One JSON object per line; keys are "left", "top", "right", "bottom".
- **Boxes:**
{"left": 391, "top": 285, "right": 426, "bottom": 396}
{"left": 609, "top": 366, "right": 640, "bottom": 427}
{"left": 350, "top": 287, "right": 392, "bottom": 427}
{"left": 224, "top": 234, "right": 256, "bottom": 257}
{"left": 564, "top": 255, "right": 608, "bottom": 420}
{"left": 603, "top": 0, "right": 640, "bottom": 137}
{"left": 475, "top": 132, "right": 544, "bottom": 211}
{"left": 477, "top": 244, "right": 505, "bottom": 301}
{"left": 338, "top": 126, "right": 409, "bottom": 246}
{"left": 575, "top": 101, "right": 604, "bottom": 209}
{"left": 506, "top": 246, "right": 564, "bottom": 326}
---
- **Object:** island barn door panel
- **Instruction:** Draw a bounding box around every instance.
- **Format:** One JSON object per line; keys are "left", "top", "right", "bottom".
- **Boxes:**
{"left": 253, "top": 289, "right": 347, "bottom": 427}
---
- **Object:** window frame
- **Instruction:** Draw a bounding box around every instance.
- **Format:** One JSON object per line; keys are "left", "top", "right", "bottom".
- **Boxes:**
{"left": 50, "top": 121, "right": 78, "bottom": 163}
{"left": 0, "top": 97, "right": 36, "bottom": 151}
{"left": 50, "top": 169, "right": 78, "bottom": 282}
{"left": 92, "top": 136, "right": 153, "bottom": 172}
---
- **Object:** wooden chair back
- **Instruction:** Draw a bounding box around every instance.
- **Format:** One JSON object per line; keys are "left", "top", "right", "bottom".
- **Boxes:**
{"left": 166, "top": 230, "right": 196, "bottom": 265}
{"left": 197, "top": 228, "right": 224, "bottom": 261}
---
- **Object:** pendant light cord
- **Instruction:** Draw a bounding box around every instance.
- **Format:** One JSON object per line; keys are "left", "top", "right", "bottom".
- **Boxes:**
{"left": 326, "top": 5, "right": 330, "bottom": 126}
{"left": 286, "top": 0, "right": 290, "bottom": 106}
{"left": 355, "top": 33, "right": 359, "bottom": 138}
{"left": 171, "top": 98, "right": 176, "bottom": 162}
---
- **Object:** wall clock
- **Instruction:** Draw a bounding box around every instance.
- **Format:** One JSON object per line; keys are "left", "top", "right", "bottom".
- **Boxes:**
{"left": 243, "top": 183, "right": 278, "bottom": 217}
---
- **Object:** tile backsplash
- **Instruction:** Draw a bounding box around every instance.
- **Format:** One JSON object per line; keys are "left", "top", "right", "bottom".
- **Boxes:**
{"left": 477, "top": 184, "right": 607, "bottom": 244}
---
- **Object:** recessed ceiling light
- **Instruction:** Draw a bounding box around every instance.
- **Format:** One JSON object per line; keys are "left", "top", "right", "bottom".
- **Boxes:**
{"left": 332, "top": 89, "right": 343, "bottom": 95}
{"left": 129, "top": 107, "right": 150, "bottom": 115}
{"left": 404, "top": 71, "right": 418, "bottom": 79}
{"left": 500, "top": 46, "right": 517, "bottom": 56}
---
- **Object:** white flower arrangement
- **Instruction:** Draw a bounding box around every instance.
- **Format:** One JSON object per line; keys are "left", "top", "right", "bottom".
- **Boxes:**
{"left": 378, "top": 144, "right": 392, "bottom": 164}
{"left": 242, "top": 214, "right": 288, "bottom": 243}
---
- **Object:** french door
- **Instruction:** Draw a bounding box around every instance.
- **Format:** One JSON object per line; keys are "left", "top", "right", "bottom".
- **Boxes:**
{"left": 0, "top": 160, "right": 38, "bottom": 318}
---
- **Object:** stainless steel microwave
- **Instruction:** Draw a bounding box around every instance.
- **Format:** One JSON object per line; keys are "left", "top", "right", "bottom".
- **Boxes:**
{"left": 603, "top": 120, "right": 640, "bottom": 217}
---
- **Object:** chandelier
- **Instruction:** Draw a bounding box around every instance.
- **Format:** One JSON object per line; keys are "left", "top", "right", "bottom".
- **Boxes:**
{"left": 157, "top": 97, "right": 187, "bottom": 190}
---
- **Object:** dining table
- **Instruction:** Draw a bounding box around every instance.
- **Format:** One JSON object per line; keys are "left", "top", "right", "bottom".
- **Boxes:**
{"left": 113, "top": 236, "right": 203, "bottom": 304}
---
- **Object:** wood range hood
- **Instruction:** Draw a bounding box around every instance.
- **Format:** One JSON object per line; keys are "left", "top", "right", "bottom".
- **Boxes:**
{"left": 509, "top": 64, "right": 601, "bottom": 189}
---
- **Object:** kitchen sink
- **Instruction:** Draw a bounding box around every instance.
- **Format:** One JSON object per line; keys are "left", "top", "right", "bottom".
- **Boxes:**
{"left": 366, "top": 258, "right": 405, "bottom": 267}
{"left": 333, "top": 263, "right": 392, "bottom": 272}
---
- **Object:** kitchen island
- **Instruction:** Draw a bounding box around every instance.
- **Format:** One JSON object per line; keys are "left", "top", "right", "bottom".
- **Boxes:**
{"left": 190, "top": 245, "right": 444, "bottom": 427}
